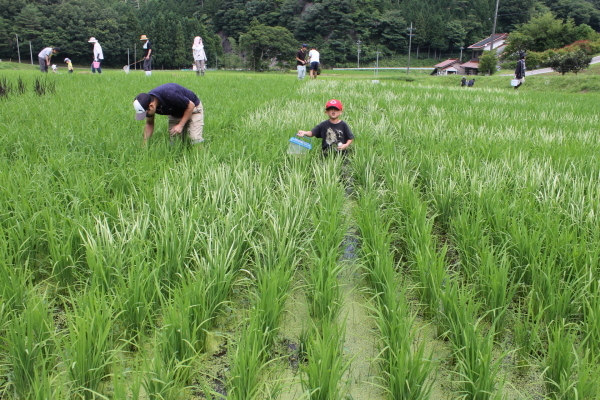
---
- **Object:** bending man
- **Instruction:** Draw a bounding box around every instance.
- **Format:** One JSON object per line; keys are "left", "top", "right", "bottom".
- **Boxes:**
{"left": 133, "top": 83, "right": 204, "bottom": 145}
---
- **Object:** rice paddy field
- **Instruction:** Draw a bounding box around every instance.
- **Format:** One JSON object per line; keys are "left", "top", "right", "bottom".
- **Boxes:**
{"left": 1, "top": 67, "right": 600, "bottom": 400}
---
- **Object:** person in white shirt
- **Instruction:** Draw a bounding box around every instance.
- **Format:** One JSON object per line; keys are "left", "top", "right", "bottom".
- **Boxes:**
{"left": 192, "top": 36, "right": 207, "bottom": 76}
{"left": 38, "top": 47, "right": 59, "bottom": 73}
{"left": 88, "top": 37, "right": 104, "bottom": 74}
{"left": 308, "top": 46, "right": 320, "bottom": 79}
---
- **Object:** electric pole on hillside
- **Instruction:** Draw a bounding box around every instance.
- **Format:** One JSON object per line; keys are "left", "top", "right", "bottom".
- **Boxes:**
{"left": 357, "top": 40, "right": 361, "bottom": 69}
{"left": 407, "top": 23, "right": 415, "bottom": 75}
{"left": 15, "top": 34, "right": 21, "bottom": 63}
{"left": 489, "top": 0, "right": 500, "bottom": 70}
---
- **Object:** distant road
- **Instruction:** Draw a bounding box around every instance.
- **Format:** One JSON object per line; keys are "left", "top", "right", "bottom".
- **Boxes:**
{"left": 525, "top": 55, "right": 600, "bottom": 75}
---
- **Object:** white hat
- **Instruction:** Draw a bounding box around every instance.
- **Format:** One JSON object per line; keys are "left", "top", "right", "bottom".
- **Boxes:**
{"left": 88, "top": 37, "right": 98, "bottom": 43}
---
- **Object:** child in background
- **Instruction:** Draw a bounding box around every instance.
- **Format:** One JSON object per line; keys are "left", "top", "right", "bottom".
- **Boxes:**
{"left": 51, "top": 64, "right": 58, "bottom": 73}
{"left": 297, "top": 99, "right": 354, "bottom": 155}
{"left": 64, "top": 58, "right": 73, "bottom": 73}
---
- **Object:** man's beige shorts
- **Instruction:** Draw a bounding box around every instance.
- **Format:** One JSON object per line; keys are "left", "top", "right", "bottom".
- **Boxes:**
{"left": 168, "top": 103, "right": 204, "bottom": 144}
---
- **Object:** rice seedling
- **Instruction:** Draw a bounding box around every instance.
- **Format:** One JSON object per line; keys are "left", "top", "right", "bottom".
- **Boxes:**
{"left": 113, "top": 260, "right": 159, "bottom": 350}
{"left": 157, "top": 291, "right": 198, "bottom": 385}
{"left": 142, "top": 354, "right": 183, "bottom": 400}
{"left": 4, "top": 295, "right": 56, "bottom": 399}
{"left": 373, "top": 293, "right": 435, "bottom": 400}
{"left": 544, "top": 320, "right": 578, "bottom": 399}
{"left": 63, "top": 291, "right": 115, "bottom": 399}
{"left": 300, "top": 321, "right": 351, "bottom": 400}
{"left": 0, "top": 76, "right": 12, "bottom": 98}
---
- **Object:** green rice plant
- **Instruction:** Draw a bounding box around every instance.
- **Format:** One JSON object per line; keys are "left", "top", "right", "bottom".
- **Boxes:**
{"left": 228, "top": 321, "right": 273, "bottom": 400}
{"left": 513, "top": 291, "right": 546, "bottom": 367}
{"left": 582, "top": 282, "right": 600, "bottom": 356}
{"left": 113, "top": 260, "right": 159, "bottom": 350}
{"left": 374, "top": 292, "right": 435, "bottom": 400}
{"left": 142, "top": 354, "right": 183, "bottom": 400}
{"left": 82, "top": 215, "right": 128, "bottom": 293}
{"left": 184, "top": 250, "right": 236, "bottom": 353}
{"left": 4, "top": 295, "right": 56, "bottom": 399}
{"left": 442, "top": 287, "right": 505, "bottom": 400}
{"left": 300, "top": 321, "right": 351, "bottom": 400}
{"left": 64, "top": 291, "right": 115, "bottom": 399}
{"left": 544, "top": 320, "right": 578, "bottom": 399}
{"left": 158, "top": 292, "right": 198, "bottom": 385}
{"left": 304, "top": 253, "right": 345, "bottom": 323}
{"left": 475, "top": 245, "right": 518, "bottom": 334}
{"left": 45, "top": 212, "right": 85, "bottom": 288}
{"left": 0, "top": 260, "right": 31, "bottom": 313}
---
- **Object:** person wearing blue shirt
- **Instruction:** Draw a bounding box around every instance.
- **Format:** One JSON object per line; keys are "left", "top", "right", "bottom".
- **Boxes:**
{"left": 133, "top": 83, "right": 204, "bottom": 145}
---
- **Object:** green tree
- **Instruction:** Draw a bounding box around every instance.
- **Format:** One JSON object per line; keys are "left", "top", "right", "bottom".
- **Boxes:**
{"left": 239, "top": 23, "right": 296, "bottom": 71}
{"left": 15, "top": 4, "right": 43, "bottom": 41}
{"left": 544, "top": 49, "right": 592, "bottom": 75}
{"left": 478, "top": 50, "right": 497, "bottom": 75}
{"left": 505, "top": 12, "right": 596, "bottom": 54}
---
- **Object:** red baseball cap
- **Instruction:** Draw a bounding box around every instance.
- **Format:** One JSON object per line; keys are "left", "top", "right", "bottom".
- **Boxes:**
{"left": 325, "top": 99, "right": 343, "bottom": 110}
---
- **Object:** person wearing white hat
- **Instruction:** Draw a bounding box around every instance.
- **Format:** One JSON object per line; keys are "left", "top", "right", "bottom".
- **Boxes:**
{"left": 88, "top": 37, "right": 104, "bottom": 74}
{"left": 140, "top": 35, "right": 152, "bottom": 76}
{"left": 192, "top": 36, "right": 207, "bottom": 76}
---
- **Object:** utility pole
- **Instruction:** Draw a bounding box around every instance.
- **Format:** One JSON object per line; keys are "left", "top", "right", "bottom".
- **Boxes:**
{"left": 357, "top": 40, "right": 361, "bottom": 69}
{"left": 407, "top": 23, "right": 415, "bottom": 75}
{"left": 134, "top": 43, "right": 137, "bottom": 70}
{"left": 29, "top": 41, "right": 33, "bottom": 65}
{"left": 460, "top": 46, "right": 464, "bottom": 61}
{"left": 489, "top": 0, "right": 500, "bottom": 61}
{"left": 375, "top": 49, "right": 381, "bottom": 77}
{"left": 15, "top": 34, "right": 21, "bottom": 63}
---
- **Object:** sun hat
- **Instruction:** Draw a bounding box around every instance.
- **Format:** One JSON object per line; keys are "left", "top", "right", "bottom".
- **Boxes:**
{"left": 64, "top": 58, "right": 71, "bottom": 62}
{"left": 133, "top": 93, "right": 152, "bottom": 120}
{"left": 140, "top": 35, "right": 149, "bottom": 41}
{"left": 325, "top": 99, "right": 343, "bottom": 111}
{"left": 88, "top": 37, "right": 98, "bottom": 43}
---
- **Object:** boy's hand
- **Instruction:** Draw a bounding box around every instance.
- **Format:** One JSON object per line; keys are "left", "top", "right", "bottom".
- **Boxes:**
{"left": 297, "top": 130, "right": 310, "bottom": 137}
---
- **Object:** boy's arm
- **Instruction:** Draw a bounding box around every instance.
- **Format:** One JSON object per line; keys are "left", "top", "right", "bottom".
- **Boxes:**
{"left": 338, "top": 139, "right": 353, "bottom": 150}
{"left": 297, "top": 130, "right": 313, "bottom": 137}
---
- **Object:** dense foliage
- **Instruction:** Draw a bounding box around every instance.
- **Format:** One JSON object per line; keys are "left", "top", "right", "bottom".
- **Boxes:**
{"left": 1, "top": 0, "right": 600, "bottom": 69}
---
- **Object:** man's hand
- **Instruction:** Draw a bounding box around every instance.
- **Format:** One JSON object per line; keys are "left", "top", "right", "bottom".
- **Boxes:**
{"left": 170, "top": 124, "right": 184, "bottom": 136}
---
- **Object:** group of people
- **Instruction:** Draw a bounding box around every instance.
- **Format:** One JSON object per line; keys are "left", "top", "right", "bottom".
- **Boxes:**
{"left": 460, "top": 76, "right": 476, "bottom": 87}
{"left": 132, "top": 83, "right": 354, "bottom": 154}
{"left": 295, "top": 44, "right": 320, "bottom": 80}
{"left": 38, "top": 34, "right": 207, "bottom": 76}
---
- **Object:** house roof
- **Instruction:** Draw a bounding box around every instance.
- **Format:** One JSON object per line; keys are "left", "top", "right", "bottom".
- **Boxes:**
{"left": 468, "top": 33, "right": 508, "bottom": 50}
{"left": 461, "top": 61, "right": 479, "bottom": 69}
{"left": 434, "top": 58, "right": 460, "bottom": 68}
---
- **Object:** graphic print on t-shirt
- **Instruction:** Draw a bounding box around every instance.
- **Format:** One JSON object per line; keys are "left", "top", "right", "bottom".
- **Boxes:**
{"left": 326, "top": 127, "right": 340, "bottom": 147}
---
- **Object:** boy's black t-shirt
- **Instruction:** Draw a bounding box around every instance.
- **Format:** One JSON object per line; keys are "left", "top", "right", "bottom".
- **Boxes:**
{"left": 143, "top": 41, "right": 153, "bottom": 57}
{"left": 296, "top": 49, "right": 306, "bottom": 66}
{"left": 311, "top": 120, "right": 354, "bottom": 151}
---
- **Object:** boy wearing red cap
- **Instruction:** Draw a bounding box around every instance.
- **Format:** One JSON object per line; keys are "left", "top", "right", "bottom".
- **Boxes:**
{"left": 297, "top": 99, "right": 354, "bottom": 154}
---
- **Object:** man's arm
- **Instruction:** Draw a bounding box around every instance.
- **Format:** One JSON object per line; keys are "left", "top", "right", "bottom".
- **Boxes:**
{"left": 146, "top": 48, "right": 152, "bottom": 59}
{"left": 144, "top": 114, "right": 155, "bottom": 142}
{"left": 169, "top": 100, "right": 195, "bottom": 135}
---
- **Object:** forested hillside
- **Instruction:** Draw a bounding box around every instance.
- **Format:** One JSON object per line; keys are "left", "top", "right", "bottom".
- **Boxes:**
{"left": 1, "top": 0, "right": 599, "bottom": 69}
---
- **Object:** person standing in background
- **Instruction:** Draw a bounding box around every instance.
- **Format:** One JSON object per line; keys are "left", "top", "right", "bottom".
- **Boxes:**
{"left": 296, "top": 44, "right": 307, "bottom": 79}
{"left": 38, "top": 47, "right": 59, "bottom": 73}
{"left": 140, "top": 35, "right": 153, "bottom": 76}
{"left": 64, "top": 58, "right": 73, "bottom": 73}
{"left": 88, "top": 37, "right": 104, "bottom": 74}
{"left": 192, "top": 37, "right": 207, "bottom": 76}
{"left": 308, "top": 46, "right": 320, "bottom": 79}
{"left": 514, "top": 52, "right": 526, "bottom": 90}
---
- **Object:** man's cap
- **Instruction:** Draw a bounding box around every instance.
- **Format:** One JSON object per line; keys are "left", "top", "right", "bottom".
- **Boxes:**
{"left": 140, "top": 35, "right": 149, "bottom": 40}
{"left": 325, "top": 99, "right": 343, "bottom": 111}
{"left": 88, "top": 37, "right": 98, "bottom": 43}
{"left": 133, "top": 93, "right": 152, "bottom": 120}
{"left": 519, "top": 52, "right": 527, "bottom": 59}
{"left": 53, "top": 47, "right": 60, "bottom": 52}
{"left": 302, "top": 44, "right": 307, "bottom": 48}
